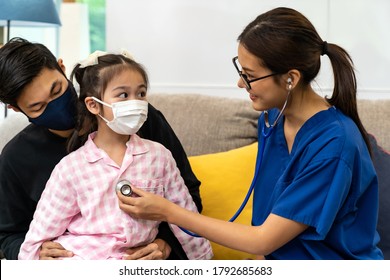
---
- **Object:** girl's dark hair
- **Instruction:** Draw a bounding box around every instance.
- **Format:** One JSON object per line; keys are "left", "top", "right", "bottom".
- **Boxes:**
{"left": 238, "top": 7, "right": 371, "bottom": 154}
{"left": 0, "top": 37, "right": 65, "bottom": 107}
{"left": 67, "top": 53, "right": 149, "bottom": 153}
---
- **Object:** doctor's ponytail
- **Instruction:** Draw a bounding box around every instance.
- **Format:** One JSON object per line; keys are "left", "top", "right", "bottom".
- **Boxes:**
{"left": 321, "top": 43, "right": 371, "bottom": 154}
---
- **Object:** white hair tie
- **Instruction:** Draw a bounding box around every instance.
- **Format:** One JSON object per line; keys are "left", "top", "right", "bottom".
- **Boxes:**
{"left": 78, "top": 49, "right": 134, "bottom": 68}
{"left": 120, "top": 48, "right": 134, "bottom": 60}
{"left": 79, "top": 50, "right": 108, "bottom": 68}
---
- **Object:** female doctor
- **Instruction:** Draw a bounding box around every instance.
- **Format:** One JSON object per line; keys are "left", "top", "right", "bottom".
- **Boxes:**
{"left": 117, "top": 7, "right": 384, "bottom": 259}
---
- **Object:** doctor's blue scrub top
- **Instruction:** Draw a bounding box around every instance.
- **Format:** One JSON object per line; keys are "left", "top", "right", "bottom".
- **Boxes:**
{"left": 252, "top": 107, "right": 383, "bottom": 259}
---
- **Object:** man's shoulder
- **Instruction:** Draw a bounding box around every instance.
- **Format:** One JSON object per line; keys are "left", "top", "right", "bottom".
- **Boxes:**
{"left": 1, "top": 124, "right": 66, "bottom": 159}
{"left": 146, "top": 102, "right": 167, "bottom": 123}
{"left": 1, "top": 124, "right": 36, "bottom": 153}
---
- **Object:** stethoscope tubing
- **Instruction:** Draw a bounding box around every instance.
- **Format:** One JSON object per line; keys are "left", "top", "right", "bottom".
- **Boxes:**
{"left": 180, "top": 124, "right": 274, "bottom": 238}
{"left": 182, "top": 89, "right": 291, "bottom": 236}
{"left": 114, "top": 115, "right": 276, "bottom": 238}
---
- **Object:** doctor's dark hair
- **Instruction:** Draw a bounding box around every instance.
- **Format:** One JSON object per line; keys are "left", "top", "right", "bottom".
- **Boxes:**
{"left": 238, "top": 7, "right": 371, "bottom": 154}
{"left": 67, "top": 53, "right": 149, "bottom": 152}
{"left": 0, "top": 37, "right": 65, "bottom": 107}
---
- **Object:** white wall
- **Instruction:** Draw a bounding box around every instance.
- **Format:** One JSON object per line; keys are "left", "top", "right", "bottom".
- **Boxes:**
{"left": 106, "top": 0, "right": 390, "bottom": 100}
{"left": 58, "top": 3, "right": 90, "bottom": 77}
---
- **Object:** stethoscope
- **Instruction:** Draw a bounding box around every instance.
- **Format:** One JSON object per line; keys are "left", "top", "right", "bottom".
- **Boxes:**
{"left": 179, "top": 113, "right": 277, "bottom": 237}
{"left": 115, "top": 122, "right": 272, "bottom": 238}
{"left": 116, "top": 90, "right": 290, "bottom": 238}
{"left": 180, "top": 89, "right": 291, "bottom": 237}
{"left": 116, "top": 180, "right": 133, "bottom": 196}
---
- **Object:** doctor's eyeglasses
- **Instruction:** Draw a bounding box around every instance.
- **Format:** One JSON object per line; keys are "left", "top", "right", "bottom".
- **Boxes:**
{"left": 232, "top": 56, "right": 279, "bottom": 90}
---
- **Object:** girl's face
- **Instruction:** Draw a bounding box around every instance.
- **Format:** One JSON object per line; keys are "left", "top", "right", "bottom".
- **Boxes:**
{"left": 100, "top": 68, "right": 147, "bottom": 121}
{"left": 236, "top": 44, "right": 288, "bottom": 112}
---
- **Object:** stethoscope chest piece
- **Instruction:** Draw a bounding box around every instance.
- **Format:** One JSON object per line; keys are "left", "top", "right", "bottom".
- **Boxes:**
{"left": 116, "top": 180, "right": 133, "bottom": 196}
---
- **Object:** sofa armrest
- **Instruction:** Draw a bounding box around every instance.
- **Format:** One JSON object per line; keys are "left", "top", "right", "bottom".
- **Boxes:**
{"left": 358, "top": 99, "right": 390, "bottom": 152}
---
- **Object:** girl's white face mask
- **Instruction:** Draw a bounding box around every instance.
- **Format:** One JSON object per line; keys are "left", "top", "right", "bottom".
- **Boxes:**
{"left": 92, "top": 97, "right": 148, "bottom": 135}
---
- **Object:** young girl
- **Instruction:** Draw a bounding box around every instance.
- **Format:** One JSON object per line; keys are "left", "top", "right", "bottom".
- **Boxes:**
{"left": 117, "top": 7, "right": 384, "bottom": 259}
{"left": 18, "top": 51, "right": 212, "bottom": 260}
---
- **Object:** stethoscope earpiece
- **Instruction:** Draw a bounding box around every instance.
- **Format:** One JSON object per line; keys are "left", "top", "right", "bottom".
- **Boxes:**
{"left": 287, "top": 78, "right": 292, "bottom": 90}
{"left": 116, "top": 180, "right": 133, "bottom": 196}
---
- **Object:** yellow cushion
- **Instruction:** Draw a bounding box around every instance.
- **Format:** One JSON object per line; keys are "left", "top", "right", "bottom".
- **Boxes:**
{"left": 188, "top": 142, "right": 258, "bottom": 259}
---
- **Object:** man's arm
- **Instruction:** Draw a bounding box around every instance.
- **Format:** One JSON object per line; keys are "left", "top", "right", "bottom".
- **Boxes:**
{"left": 0, "top": 151, "right": 32, "bottom": 260}
{"left": 0, "top": 233, "right": 25, "bottom": 260}
{"left": 154, "top": 222, "right": 188, "bottom": 259}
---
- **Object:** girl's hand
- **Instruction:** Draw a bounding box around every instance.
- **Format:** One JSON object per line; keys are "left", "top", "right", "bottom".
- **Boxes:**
{"left": 117, "top": 186, "right": 173, "bottom": 221}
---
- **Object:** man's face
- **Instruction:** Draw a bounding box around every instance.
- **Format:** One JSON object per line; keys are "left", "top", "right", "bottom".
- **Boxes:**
{"left": 15, "top": 68, "right": 68, "bottom": 119}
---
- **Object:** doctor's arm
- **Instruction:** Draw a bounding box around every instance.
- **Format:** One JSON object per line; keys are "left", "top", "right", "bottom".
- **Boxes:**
{"left": 117, "top": 187, "right": 308, "bottom": 256}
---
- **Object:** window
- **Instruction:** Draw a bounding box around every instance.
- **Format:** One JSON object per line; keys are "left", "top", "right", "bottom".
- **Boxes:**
{"left": 76, "top": 0, "right": 105, "bottom": 51}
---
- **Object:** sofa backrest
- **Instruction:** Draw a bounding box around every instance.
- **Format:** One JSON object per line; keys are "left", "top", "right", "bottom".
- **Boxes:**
{"left": 148, "top": 93, "right": 260, "bottom": 156}
{"left": 148, "top": 94, "right": 390, "bottom": 155}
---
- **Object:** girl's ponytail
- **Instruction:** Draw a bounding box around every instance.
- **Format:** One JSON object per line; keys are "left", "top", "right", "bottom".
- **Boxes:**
{"left": 66, "top": 63, "right": 97, "bottom": 153}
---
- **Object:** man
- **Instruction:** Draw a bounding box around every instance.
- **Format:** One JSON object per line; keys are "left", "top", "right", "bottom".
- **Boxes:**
{"left": 0, "top": 37, "right": 201, "bottom": 260}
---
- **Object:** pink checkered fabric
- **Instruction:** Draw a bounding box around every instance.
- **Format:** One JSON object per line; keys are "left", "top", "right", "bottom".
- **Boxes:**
{"left": 19, "top": 133, "right": 213, "bottom": 260}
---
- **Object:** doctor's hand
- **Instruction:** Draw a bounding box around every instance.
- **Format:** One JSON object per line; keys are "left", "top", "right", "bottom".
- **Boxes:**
{"left": 123, "top": 239, "right": 172, "bottom": 260}
{"left": 117, "top": 186, "right": 173, "bottom": 222}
